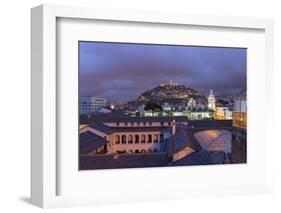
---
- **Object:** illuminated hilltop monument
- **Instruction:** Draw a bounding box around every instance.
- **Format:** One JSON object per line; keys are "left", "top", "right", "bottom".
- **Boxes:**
{"left": 208, "top": 89, "right": 216, "bottom": 111}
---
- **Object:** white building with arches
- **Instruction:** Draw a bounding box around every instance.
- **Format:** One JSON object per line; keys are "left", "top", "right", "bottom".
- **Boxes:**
{"left": 80, "top": 116, "right": 189, "bottom": 154}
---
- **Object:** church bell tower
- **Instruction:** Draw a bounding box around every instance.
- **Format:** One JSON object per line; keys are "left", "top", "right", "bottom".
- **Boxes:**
{"left": 208, "top": 89, "right": 216, "bottom": 111}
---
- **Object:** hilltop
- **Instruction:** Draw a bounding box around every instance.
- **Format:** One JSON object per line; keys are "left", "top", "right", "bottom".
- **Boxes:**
{"left": 138, "top": 82, "right": 205, "bottom": 103}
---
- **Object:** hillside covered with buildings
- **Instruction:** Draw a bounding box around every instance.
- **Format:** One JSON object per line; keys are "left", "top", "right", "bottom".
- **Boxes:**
{"left": 138, "top": 82, "right": 205, "bottom": 102}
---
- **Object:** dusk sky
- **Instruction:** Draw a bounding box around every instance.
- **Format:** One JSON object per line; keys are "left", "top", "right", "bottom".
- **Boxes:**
{"left": 79, "top": 41, "right": 246, "bottom": 102}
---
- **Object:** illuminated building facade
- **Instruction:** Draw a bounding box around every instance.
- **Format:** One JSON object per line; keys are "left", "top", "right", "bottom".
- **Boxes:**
{"left": 215, "top": 107, "right": 233, "bottom": 120}
{"left": 232, "top": 92, "right": 247, "bottom": 128}
{"left": 232, "top": 112, "right": 247, "bottom": 129}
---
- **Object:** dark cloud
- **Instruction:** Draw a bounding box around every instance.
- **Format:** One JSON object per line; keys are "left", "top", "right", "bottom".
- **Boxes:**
{"left": 79, "top": 42, "right": 246, "bottom": 101}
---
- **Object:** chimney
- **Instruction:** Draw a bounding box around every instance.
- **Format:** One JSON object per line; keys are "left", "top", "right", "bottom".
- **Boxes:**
{"left": 172, "top": 120, "right": 176, "bottom": 135}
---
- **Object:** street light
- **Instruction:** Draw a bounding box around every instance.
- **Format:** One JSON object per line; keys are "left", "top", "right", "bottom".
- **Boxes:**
{"left": 110, "top": 104, "right": 115, "bottom": 110}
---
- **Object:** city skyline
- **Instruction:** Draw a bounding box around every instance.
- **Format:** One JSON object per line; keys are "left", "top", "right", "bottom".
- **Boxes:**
{"left": 79, "top": 41, "right": 247, "bottom": 102}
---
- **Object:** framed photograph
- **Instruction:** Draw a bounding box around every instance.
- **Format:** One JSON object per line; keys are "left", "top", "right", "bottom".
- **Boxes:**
{"left": 31, "top": 4, "right": 274, "bottom": 208}
{"left": 78, "top": 41, "right": 245, "bottom": 170}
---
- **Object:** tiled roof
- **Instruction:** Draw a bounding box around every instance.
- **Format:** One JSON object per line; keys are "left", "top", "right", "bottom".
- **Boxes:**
{"left": 161, "top": 124, "right": 201, "bottom": 155}
{"left": 169, "top": 150, "right": 214, "bottom": 166}
{"left": 89, "top": 122, "right": 170, "bottom": 134}
{"left": 80, "top": 131, "right": 108, "bottom": 154}
{"left": 79, "top": 153, "right": 169, "bottom": 170}
{"left": 89, "top": 122, "right": 113, "bottom": 134}
{"left": 209, "top": 152, "right": 227, "bottom": 164}
{"left": 169, "top": 150, "right": 229, "bottom": 166}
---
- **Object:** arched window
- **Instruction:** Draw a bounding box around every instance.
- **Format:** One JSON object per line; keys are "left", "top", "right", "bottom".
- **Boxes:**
{"left": 128, "top": 135, "right": 133, "bottom": 144}
{"left": 135, "top": 135, "right": 139, "bottom": 143}
{"left": 115, "top": 135, "right": 120, "bottom": 144}
{"left": 160, "top": 134, "right": 164, "bottom": 143}
{"left": 141, "top": 149, "right": 146, "bottom": 153}
{"left": 153, "top": 134, "right": 158, "bottom": 143}
{"left": 147, "top": 134, "right": 152, "bottom": 143}
{"left": 128, "top": 149, "right": 134, "bottom": 154}
{"left": 135, "top": 149, "right": 140, "bottom": 153}
{"left": 121, "top": 135, "right": 126, "bottom": 144}
{"left": 141, "top": 134, "right": 146, "bottom": 143}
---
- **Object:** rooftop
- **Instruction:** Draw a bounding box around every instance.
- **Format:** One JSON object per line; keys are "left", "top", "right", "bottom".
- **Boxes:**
{"left": 89, "top": 122, "right": 113, "bottom": 134}
{"left": 80, "top": 153, "right": 169, "bottom": 170}
{"left": 89, "top": 122, "right": 170, "bottom": 134}
{"left": 80, "top": 131, "right": 108, "bottom": 154}
{"left": 194, "top": 130, "right": 232, "bottom": 152}
{"left": 161, "top": 124, "right": 201, "bottom": 155}
{"left": 188, "top": 120, "right": 232, "bottom": 128}
{"left": 88, "top": 113, "right": 189, "bottom": 123}
{"left": 169, "top": 150, "right": 214, "bottom": 166}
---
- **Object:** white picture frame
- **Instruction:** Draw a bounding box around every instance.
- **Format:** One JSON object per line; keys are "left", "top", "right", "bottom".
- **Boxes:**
{"left": 31, "top": 4, "right": 274, "bottom": 208}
